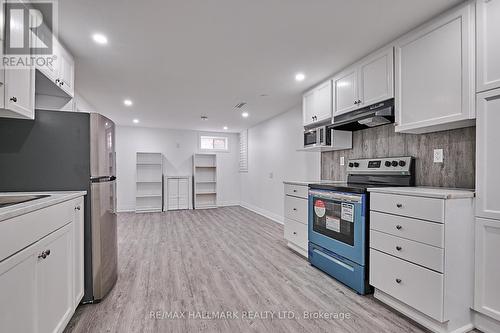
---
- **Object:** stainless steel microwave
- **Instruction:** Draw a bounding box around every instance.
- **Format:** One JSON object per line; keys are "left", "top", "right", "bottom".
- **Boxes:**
{"left": 304, "top": 126, "right": 331, "bottom": 148}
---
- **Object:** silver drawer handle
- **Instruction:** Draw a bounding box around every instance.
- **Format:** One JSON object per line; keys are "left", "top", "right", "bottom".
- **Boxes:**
{"left": 395, "top": 225, "right": 402, "bottom": 230}
{"left": 396, "top": 246, "right": 402, "bottom": 251}
{"left": 395, "top": 278, "right": 402, "bottom": 284}
{"left": 396, "top": 203, "right": 403, "bottom": 208}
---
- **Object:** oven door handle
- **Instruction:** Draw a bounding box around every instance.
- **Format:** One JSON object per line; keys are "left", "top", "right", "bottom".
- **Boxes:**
{"left": 313, "top": 249, "right": 354, "bottom": 272}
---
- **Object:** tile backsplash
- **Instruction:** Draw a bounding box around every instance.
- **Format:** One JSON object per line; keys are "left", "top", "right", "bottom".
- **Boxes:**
{"left": 321, "top": 124, "right": 475, "bottom": 189}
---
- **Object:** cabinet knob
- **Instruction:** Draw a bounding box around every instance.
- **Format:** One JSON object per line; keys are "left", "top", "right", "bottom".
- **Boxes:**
{"left": 395, "top": 278, "right": 402, "bottom": 284}
{"left": 396, "top": 203, "right": 403, "bottom": 208}
{"left": 10, "top": 97, "right": 17, "bottom": 103}
{"left": 293, "top": 208, "right": 297, "bottom": 211}
{"left": 60, "top": 82, "right": 64, "bottom": 86}
{"left": 38, "top": 249, "right": 51, "bottom": 259}
{"left": 396, "top": 246, "right": 402, "bottom": 251}
{"left": 395, "top": 225, "right": 402, "bottom": 230}
{"left": 293, "top": 189, "right": 297, "bottom": 193}
{"left": 75, "top": 206, "right": 81, "bottom": 211}
{"left": 354, "top": 100, "right": 358, "bottom": 105}
{"left": 293, "top": 231, "right": 297, "bottom": 235}
{"left": 55, "top": 78, "right": 60, "bottom": 83}
{"left": 357, "top": 99, "right": 362, "bottom": 104}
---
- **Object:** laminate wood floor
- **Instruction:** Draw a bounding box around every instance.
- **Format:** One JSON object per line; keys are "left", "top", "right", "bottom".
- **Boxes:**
{"left": 64, "top": 206, "right": 470, "bottom": 333}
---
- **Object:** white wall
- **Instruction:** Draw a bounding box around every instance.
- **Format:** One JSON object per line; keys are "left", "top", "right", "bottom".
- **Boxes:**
{"left": 239, "top": 104, "right": 321, "bottom": 223}
{"left": 116, "top": 126, "right": 240, "bottom": 212}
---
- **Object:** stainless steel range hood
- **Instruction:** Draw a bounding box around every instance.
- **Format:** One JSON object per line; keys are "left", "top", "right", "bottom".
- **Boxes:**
{"left": 331, "top": 99, "right": 394, "bottom": 131}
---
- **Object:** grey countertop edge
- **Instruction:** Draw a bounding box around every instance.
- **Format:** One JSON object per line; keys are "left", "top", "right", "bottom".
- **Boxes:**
{"left": 0, "top": 191, "right": 87, "bottom": 222}
{"left": 367, "top": 187, "right": 475, "bottom": 199}
{"left": 283, "top": 180, "right": 346, "bottom": 186}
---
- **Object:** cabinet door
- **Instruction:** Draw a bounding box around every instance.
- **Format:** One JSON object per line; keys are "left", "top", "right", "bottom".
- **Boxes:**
{"left": 178, "top": 178, "right": 189, "bottom": 210}
{"left": 302, "top": 90, "right": 316, "bottom": 126}
{"left": 36, "top": 224, "right": 73, "bottom": 333}
{"left": 334, "top": 68, "right": 358, "bottom": 116}
{"left": 58, "top": 44, "right": 75, "bottom": 97}
{"left": 477, "top": 89, "right": 500, "bottom": 220}
{"left": 0, "top": 246, "right": 37, "bottom": 333}
{"left": 395, "top": 2, "right": 475, "bottom": 133}
{"left": 477, "top": 0, "right": 500, "bottom": 92}
{"left": 167, "top": 178, "right": 179, "bottom": 210}
{"left": 474, "top": 218, "right": 500, "bottom": 321}
{"left": 4, "top": 67, "right": 35, "bottom": 119}
{"left": 314, "top": 80, "right": 332, "bottom": 122}
{"left": 359, "top": 46, "right": 394, "bottom": 107}
{"left": 73, "top": 198, "right": 84, "bottom": 307}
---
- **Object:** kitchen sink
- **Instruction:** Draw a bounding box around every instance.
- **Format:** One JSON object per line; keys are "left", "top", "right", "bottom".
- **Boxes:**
{"left": 0, "top": 195, "right": 50, "bottom": 208}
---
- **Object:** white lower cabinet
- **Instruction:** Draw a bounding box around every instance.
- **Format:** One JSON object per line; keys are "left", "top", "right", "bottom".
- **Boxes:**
{"left": 0, "top": 195, "right": 85, "bottom": 333}
{"left": 369, "top": 189, "right": 475, "bottom": 333}
{"left": 474, "top": 218, "right": 500, "bottom": 322}
{"left": 166, "top": 176, "right": 190, "bottom": 210}
{"left": 283, "top": 183, "right": 309, "bottom": 257}
{"left": 36, "top": 224, "right": 73, "bottom": 333}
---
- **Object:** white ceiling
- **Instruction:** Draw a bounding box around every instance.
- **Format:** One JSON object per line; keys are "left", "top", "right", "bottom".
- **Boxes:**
{"left": 58, "top": 0, "right": 462, "bottom": 132}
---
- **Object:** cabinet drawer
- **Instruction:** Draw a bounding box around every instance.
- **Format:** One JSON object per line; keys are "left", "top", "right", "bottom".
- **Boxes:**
{"left": 370, "top": 230, "right": 444, "bottom": 272}
{"left": 284, "top": 195, "right": 308, "bottom": 224}
{"left": 284, "top": 184, "right": 309, "bottom": 199}
{"left": 370, "top": 193, "right": 444, "bottom": 223}
{"left": 370, "top": 211, "right": 444, "bottom": 248}
{"left": 284, "top": 218, "right": 308, "bottom": 250}
{"left": 0, "top": 200, "right": 74, "bottom": 262}
{"left": 370, "top": 249, "right": 444, "bottom": 321}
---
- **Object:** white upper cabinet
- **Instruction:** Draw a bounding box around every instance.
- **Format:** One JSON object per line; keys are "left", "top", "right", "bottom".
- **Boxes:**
{"left": 333, "top": 46, "right": 394, "bottom": 117}
{"left": 476, "top": 89, "right": 500, "bottom": 220}
{"left": 359, "top": 47, "right": 394, "bottom": 107}
{"left": 303, "top": 80, "right": 333, "bottom": 127}
{"left": 333, "top": 68, "right": 358, "bottom": 116}
{"left": 57, "top": 43, "right": 75, "bottom": 97}
{"left": 395, "top": 1, "right": 475, "bottom": 134}
{"left": 477, "top": 0, "right": 500, "bottom": 93}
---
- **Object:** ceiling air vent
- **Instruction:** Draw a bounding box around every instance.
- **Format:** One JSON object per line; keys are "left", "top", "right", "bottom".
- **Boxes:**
{"left": 234, "top": 102, "right": 247, "bottom": 109}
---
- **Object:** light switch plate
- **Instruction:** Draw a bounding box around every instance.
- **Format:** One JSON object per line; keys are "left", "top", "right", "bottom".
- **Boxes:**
{"left": 434, "top": 149, "right": 444, "bottom": 163}
{"left": 340, "top": 156, "right": 345, "bottom": 166}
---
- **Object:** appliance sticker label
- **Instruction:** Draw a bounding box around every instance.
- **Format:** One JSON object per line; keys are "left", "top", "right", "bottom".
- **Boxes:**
{"left": 326, "top": 216, "right": 340, "bottom": 232}
{"left": 341, "top": 203, "right": 354, "bottom": 223}
{"left": 314, "top": 200, "right": 326, "bottom": 218}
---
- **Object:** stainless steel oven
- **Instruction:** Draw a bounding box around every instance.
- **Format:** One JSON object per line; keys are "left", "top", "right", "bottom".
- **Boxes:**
{"left": 304, "top": 125, "right": 330, "bottom": 148}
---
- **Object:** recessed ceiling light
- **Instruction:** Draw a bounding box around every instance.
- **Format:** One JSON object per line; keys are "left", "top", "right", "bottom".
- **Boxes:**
{"left": 242, "top": 112, "right": 249, "bottom": 118}
{"left": 223, "top": 126, "right": 228, "bottom": 130}
{"left": 295, "top": 73, "right": 306, "bottom": 82}
{"left": 92, "top": 33, "right": 108, "bottom": 45}
{"left": 124, "top": 99, "right": 133, "bottom": 106}
{"left": 133, "top": 119, "right": 139, "bottom": 124}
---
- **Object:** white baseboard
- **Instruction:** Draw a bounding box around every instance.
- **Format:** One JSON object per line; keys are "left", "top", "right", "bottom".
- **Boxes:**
{"left": 217, "top": 201, "right": 240, "bottom": 207}
{"left": 473, "top": 311, "right": 500, "bottom": 333}
{"left": 239, "top": 201, "right": 284, "bottom": 225}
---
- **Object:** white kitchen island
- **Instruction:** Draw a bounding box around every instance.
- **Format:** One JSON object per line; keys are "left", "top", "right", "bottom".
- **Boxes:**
{"left": 0, "top": 191, "right": 86, "bottom": 333}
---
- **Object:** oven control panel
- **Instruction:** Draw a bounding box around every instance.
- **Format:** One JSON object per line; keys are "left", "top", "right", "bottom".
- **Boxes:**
{"left": 347, "top": 156, "right": 413, "bottom": 174}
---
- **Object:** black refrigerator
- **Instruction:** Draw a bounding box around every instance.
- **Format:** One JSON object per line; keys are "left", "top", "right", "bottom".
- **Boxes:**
{"left": 0, "top": 109, "right": 118, "bottom": 303}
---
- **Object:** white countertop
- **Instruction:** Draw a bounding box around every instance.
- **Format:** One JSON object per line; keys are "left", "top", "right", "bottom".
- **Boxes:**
{"left": 367, "top": 187, "right": 475, "bottom": 199}
{"left": 283, "top": 180, "right": 346, "bottom": 186}
{"left": 0, "top": 191, "right": 87, "bottom": 222}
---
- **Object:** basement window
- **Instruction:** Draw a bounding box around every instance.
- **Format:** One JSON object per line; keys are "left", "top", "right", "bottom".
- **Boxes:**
{"left": 199, "top": 135, "right": 229, "bottom": 152}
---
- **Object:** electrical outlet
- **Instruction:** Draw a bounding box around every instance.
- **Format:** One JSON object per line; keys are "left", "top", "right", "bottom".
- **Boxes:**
{"left": 434, "top": 149, "right": 444, "bottom": 163}
{"left": 340, "top": 156, "right": 345, "bottom": 166}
